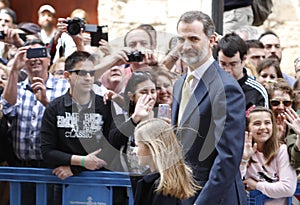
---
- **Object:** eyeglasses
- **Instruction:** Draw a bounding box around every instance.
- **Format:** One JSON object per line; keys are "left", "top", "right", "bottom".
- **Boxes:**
{"left": 68, "top": 70, "right": 96, "bottom": 77}
{"left": 270, "top": 99, "right": 293, "bottom": 107}
{"left": 219, "top": 61, "right": 241, "bottom": 69}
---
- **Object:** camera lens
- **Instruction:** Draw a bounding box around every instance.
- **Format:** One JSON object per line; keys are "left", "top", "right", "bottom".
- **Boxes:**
{"left": 67, "top": 22, "right": 81, "bottom": 35}
{"left": 127, "top": 51, "right": 143, "bottom": 62}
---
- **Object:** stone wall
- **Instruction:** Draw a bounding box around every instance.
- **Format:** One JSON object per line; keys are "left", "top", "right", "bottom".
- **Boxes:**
{"left": 97, "top": 0, "right": 211, "bottom": 59}
{"left": 98, "top": 0, "right": 300, "bottom": 77}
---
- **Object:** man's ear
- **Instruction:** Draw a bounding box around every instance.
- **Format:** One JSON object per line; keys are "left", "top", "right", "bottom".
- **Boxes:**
{"left": 209, "top": 34, "right": 217, "bottom": 48}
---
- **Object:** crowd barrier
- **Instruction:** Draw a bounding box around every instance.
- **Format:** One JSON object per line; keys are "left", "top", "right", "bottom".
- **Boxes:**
{"left": 0, "top": 166, "right": 134, "bottom": 205}
{"left": 0, "top": 166, "right": 299, "bottom": 205}
{"left": 247, "top": 181, "right": 300, "bottom": 205}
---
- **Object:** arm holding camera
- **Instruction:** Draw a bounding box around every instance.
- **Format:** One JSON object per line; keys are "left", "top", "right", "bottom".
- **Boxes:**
{"left": 99, "top": 39, "right": 111, "bottom": 56}
{"left": 94, "top": 48, "right": 130, "bottom": 80}
{"left": 54, "top": 18, "right": 68, "bottom": 45}
{"left": 3, "top": 46, "right": 27, "bottom": 105}
{"left": 1, "top": 27, "right": 24, "bottom": 48}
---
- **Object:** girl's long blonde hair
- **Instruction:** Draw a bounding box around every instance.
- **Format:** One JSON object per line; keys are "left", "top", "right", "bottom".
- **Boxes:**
{"left": 134, "top": 118, "right": 200, "bottom": 200}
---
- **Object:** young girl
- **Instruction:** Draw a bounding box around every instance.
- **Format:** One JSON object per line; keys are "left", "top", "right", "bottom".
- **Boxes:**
{"left": 133, "top": 118, "right": 200, "bottom": 205}
{"left": 241, "top": 106, "right": 297, "bottom": 205}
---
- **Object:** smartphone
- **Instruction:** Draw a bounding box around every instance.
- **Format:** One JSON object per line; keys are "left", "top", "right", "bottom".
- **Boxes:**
{"left": 157, "top": 104, "right": 170, "bottom": 118}
{"left": 90, "top": 25, "right": 108, "bottom": 47}
{"left": 26, "top": 47, "right": 48, "bottom": 59}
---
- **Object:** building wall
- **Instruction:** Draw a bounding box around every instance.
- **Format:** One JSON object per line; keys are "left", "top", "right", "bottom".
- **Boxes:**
{"left": 101, "top": 0, "right": 299, "bottom": 77}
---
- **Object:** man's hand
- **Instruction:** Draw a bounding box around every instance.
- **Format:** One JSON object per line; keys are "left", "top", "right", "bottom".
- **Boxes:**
{"left": 2, "top": 27, "right": 24, "bottom": 48}
{"left": 83, "top": 149, "right": 107, "bottom": 170}
{"left": 52, "top": 165, "right": 74, "bottom": 180}
{"left": 10, "top": 46, "right": 28, "bottom": 72}
{"left": 31, "top": 77, "right": 49, "bottom": 106}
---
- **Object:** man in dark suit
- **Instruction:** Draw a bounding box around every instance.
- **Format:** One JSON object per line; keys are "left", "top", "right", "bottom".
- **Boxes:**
{"left": 171, "top": 11, "right": 247, "bottom": 205}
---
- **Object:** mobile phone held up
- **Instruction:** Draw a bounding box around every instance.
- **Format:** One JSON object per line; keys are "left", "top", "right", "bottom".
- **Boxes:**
{"left": 157, "top": 104, "right": 170, "bottom": 119}
{"left": 89, "top": 25, "right": 108, "bottom": 47}
{"left": 26, "top": 47, "right": 48, "bottom": 59}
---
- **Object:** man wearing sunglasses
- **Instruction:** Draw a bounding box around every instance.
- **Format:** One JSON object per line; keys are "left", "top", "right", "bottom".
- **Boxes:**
{"left": 41, "top": 51, "right": 121, "bottom": 204}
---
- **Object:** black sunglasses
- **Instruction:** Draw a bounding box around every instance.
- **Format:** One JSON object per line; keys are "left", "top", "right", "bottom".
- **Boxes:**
{"left": 270, "top": 99, "right": 293, "bottom": 107}
{"left": 68, "top": 70, "right": 96, "bottom": 77}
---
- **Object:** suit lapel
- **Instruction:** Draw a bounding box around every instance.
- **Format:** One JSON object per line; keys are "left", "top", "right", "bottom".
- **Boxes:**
{"left": 172, "top": 74, "right": 185, "bottom": 125}
{"left": 179, "top": 63, "right": 218, "bottom": 125}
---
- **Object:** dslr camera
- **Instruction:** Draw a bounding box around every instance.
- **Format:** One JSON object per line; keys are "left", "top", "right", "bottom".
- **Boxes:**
{"left": 66, "top": 17, "right": 85, "bottom": 35}
{"left": 127, "top": 51, "right": 144, "bottom": 62}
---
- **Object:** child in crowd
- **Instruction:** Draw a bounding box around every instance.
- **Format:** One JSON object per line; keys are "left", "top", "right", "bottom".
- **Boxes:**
{"left": 133, "top": 118, "right": 200, "bottom": 205}
{"left": 241, "top": 106, "right": 297, "bottom": 205}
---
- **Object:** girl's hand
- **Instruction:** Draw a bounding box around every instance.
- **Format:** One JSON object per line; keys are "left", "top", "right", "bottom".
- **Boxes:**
{"left": 242, "top": 131, "right": 257, "bottom": 161}
{"left": 131, "top": 94, "right": 154, "bottom": 123}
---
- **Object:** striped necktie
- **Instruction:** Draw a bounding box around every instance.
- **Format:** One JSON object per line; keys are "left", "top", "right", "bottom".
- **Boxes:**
{"left": 178, "top": 74, "right": 194, "bottom": 124}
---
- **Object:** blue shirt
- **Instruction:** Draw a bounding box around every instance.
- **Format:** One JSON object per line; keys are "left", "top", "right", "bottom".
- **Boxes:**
{"left": 1, "top": 73, "right": 69, "bottom": 160}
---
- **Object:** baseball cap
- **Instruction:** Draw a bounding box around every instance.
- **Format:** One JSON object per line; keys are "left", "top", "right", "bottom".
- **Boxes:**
{"left": 38, "top": 4, "right": 56, "bottom": 15}
{"left": 18, "top": 22, "right": 41, "bottom": 34}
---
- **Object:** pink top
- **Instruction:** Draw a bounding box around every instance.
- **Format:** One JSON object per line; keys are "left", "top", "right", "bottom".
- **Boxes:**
{"left": 241, "top": 144, "right": 297, "bottom": 205}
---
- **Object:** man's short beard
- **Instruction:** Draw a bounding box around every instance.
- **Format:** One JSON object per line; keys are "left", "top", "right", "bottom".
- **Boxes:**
{"left": 181, "top": 56, "right": 200, "bottom": 66}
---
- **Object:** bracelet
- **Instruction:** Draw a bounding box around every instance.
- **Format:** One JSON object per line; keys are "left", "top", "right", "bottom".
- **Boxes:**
{"left": 241, "top": 159, "right": 249, "bottom": 164}
{"left": 81, "top": 157, "right": 85, "bottom": 167}
{"left": 130, "top": 117, "right": 139, "bottom": 126}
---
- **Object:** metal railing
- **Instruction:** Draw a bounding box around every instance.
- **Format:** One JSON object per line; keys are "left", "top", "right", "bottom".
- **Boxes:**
{"left": 0, "top": 166, "right": 134, "bottom": 205}
{"left": 0, "top": 166, "right": 299, "bottom": 205}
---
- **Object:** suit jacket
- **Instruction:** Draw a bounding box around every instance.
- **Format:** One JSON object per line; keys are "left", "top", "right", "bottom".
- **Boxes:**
{"left": 172, "top": 61, "right": 247, "bottom": 205}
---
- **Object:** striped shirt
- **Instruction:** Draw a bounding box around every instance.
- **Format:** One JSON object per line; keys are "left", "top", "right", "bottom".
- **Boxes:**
{"left": 1, "top": 73, "right": 69, "bottom": 160}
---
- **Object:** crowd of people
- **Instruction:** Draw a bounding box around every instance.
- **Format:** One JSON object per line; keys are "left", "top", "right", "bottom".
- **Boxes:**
{"left": 0, "top": 1, "right": 299, "bottom": 205}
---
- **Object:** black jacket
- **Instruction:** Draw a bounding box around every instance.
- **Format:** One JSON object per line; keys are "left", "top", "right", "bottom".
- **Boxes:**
{"left": 134, "top": 172, "right": 182, "bottom": 205}
{"left": 224, "top": 0, "right": 253, "bottom": 11}
{"left": 41, "top": 91, "right": 114, "bottom": 175}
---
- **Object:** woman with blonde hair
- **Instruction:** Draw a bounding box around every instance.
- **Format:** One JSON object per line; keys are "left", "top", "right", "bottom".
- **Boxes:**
{"left": 133, "top": 118, "right": 200, "bottom": 204}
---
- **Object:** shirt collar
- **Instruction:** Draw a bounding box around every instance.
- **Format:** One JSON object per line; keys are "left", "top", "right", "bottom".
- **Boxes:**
{"left": 64, "top": 90, "right": 96, "bottom": 109}
{"left": 188, "top": 56, "right": 215, "bottom": 80}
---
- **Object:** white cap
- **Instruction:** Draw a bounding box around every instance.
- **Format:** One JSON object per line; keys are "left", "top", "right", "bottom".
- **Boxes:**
{"left": 38, "top": 5, "right": 56, "bottom": 15}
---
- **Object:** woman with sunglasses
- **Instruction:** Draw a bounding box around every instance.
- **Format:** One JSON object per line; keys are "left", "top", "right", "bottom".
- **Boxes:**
{"left": 256, "top": 58, "right": 283, "bottom": 87}
{"left": 265, "top": 78, "right": 295, "bottom": 141}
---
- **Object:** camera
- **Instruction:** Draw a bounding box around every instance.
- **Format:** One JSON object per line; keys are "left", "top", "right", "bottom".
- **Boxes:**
{"left": 26, "top": 47, "right": 48, "bottom": 59}
{"left": 0, "top": 31, "right": 5, "bottom": 40}
{"left": 90, "top": 25, "right": 108, "bottom": 46}
{"left": 66, "top": 17, "right": 85, "bottom": 35}
{"left": 127, "top": 51, "right": 144, "bottom": 62}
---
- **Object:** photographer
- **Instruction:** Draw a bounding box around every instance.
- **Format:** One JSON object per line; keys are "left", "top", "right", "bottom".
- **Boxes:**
{"left": 51, "top": 10, "right": 111, "bottom": 64}
{"left": 1, "top": 39, "right": 69, "bottom": 204}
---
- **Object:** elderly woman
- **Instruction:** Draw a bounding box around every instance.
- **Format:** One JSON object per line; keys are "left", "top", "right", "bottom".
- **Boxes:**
{"left": 265, "top": 78, "right": 295, "bottom": 141}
